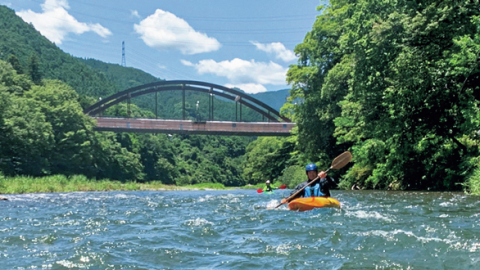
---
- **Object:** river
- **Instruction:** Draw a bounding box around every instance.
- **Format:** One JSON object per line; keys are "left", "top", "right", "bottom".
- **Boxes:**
{"left": 1, "top": 190, "right": 479, "bottom": 269}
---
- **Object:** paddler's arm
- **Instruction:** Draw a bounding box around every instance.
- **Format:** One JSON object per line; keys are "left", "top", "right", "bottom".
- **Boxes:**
{"left": 328, "top": 176, "right": 336, "bottom": 186}
{"left": 280, "top": 182, "right": 307, "bottom": 204}
{"left": 280, "top": 190, "right": 301, "bottom": 204}
{"left": 320, "top": 175, "right": 336, "bottom": 197}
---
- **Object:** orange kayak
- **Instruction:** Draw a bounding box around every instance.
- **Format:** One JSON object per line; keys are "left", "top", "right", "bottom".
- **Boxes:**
{"left": 288, "top": 197, "right": 341, "bottom": 211}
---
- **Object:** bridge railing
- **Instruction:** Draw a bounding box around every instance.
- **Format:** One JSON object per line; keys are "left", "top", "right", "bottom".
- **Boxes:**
{"left": 94, "top": 117, "right": 295, "bottom": 136}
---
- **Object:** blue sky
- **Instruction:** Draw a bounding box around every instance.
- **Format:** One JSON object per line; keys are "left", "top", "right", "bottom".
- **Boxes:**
{"left": 3, "top": 0, "right": 321, "bottom": 93}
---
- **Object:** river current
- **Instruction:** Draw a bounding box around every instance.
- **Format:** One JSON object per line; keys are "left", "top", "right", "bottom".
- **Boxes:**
{"left": 1, "top": 190, "right": 479, "bottom": 269}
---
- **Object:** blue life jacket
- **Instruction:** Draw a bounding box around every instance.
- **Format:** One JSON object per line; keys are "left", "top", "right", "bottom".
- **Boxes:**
{"left": 304, "top": 182, "right": 326, "bottom": 197}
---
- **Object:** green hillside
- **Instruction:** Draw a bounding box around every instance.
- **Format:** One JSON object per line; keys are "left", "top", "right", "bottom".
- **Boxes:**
{"left": 0, "top": 6, "right": 119, "bottom": 98}
{"left": 0, "top": 5, "right": 260, "bottom": 186}
{"left": 0, "top": 6, "right": 280, "bottom": 122}
{"left": 80, "top": 58, "right": 160, "bottom": 91}
{"left": 250, "top": 89, "right": 290, "bottom": 112}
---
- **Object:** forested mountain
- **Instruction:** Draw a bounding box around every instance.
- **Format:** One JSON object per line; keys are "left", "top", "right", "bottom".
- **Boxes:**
{"left": 250, "top": 89, "right": 290, "bottom": 112}
{"left": 80, "top": 58, "right": 160, "bottom": 91}
{"left": 0, "top": 6, "right": 285, "bottom": 122}
{"left": 0, "top": 5, "right": 263, "bottom": 186}
{"left": 0, "top": 6, "right": 120, "bottom": 98}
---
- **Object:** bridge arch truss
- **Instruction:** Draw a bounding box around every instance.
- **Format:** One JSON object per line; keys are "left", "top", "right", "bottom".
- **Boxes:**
{"left": 84, "top": 80, "right": 291, "bottom": 123}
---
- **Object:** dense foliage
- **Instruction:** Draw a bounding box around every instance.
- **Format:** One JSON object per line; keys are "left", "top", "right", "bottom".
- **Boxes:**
{"left": 242, "top": 136, "right": 296, "bottom": 185}
{"left": 4, "top": 2, "right": 480, "bottom": 194}
{"left": 0, "top": 6, "right": 271, "bottom": 187}
{"left": 286, "top": 0, "right": 480, "bottom": 192}
{"left": 0, "top": 60, "right": 252, "bottom": 185}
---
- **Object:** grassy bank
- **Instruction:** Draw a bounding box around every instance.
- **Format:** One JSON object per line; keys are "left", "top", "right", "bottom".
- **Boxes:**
{"left": 0, "top": 174, "right": 235, "bottom": 194}
{"left": 238, "top": 183, "right": 286, "bottom": 190}
{"left": 466, "top": 168, "right": 480, "bottom": 196}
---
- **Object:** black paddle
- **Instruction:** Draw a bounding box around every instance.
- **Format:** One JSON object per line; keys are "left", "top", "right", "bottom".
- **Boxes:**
{"left": 275, "top": 151, "right": 352, "bottom": 209}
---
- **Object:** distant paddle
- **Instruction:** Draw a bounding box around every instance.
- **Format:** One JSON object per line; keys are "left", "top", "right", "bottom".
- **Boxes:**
{"left": 257, "top": 184, "right": 287, "bottom": 193}
{"left": 275, "top": 151, "right": 352, "bottom": 208}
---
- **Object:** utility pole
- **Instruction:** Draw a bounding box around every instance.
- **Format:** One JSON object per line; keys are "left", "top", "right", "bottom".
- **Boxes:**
{"left": 121, "top": 41, "right": 126, "bottom": 67}
{"left": 196, "top": 101, "right": 200, "bottom": 122}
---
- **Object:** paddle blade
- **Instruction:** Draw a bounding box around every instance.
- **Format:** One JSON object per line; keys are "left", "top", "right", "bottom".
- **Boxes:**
{"left": 278, "top": 185, "right": 287, "bottom": 189}
{"left": 330, "top": 151, "right": 352, "bottom": 170}
{"left": 257, "top": 189, "right": 263, "bottom": 193}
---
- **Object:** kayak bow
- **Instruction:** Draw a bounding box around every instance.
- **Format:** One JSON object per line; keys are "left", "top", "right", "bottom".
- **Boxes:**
{"left": 288, "top": 197, "right": 340, "bottom": 211}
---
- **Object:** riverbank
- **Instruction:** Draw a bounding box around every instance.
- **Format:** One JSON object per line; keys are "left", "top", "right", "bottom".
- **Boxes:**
{"left": 0, "top": 174, "right": 240, "bottom": 195}
{"left": 3, "top": 173, "right": 476, "bottom": 196}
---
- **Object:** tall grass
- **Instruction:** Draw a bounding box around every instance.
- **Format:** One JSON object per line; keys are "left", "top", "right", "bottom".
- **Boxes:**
{"left": 187, "top": 183, "right": 230, "bottom": 190}
{"left": 0, "top": 175, "right": 136, "bottom": 194}
{"left": 238, "top": 182, "right": 285, "bottom": 190}
{"left": 465, "top": 168, "right": 480, "bottom": 195}
{"left": 0, "top": 174, "right": 241, "bottom": 194}
{"left": 238, "top": 183, "right": 265, "bottom": 189}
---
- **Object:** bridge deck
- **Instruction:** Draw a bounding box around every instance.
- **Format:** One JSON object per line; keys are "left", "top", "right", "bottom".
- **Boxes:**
{"left": 94, "top": 117, "right": 294, "bottom": 136}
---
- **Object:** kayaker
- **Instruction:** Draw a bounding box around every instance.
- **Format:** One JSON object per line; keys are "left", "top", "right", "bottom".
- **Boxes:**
{"left": 280, "top": 163, "right": 336, "bottom": 204}
{"left": 263, "top": 180, "right": 274, "bottom": 192}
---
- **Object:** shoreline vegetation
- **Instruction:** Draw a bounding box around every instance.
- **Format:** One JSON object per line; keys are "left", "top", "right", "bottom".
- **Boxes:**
{"left": 0, "top": 174, "right": 276, "bottom": 195}
{"left": 0, "top": 174, "right": 478, "bottom": 196}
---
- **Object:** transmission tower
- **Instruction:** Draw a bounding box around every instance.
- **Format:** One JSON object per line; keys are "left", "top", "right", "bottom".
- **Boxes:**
{"left": 121, "top": 41, "right": 126, "bottom": 67}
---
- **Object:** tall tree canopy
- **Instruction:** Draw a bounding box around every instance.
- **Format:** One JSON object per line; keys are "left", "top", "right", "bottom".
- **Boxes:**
{"left": 288, "top": 0, "right": 480, "bottom": 190}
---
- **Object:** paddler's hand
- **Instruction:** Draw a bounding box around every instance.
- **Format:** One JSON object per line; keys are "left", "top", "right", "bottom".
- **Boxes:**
{"left": 318, "top": 171, "right": 327, "bottom": 179}
{"left": 281, "top": 199, "right": 287, "bottom": 204}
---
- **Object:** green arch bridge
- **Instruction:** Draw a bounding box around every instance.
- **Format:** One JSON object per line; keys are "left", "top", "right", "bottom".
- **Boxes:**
{"left": 84, "top": 80, "right": 295, "bottom": 136}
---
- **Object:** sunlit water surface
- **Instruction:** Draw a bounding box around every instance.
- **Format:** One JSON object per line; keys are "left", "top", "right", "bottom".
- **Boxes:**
{"left": 1, "top": 190, "right": 480, "bottom": 269}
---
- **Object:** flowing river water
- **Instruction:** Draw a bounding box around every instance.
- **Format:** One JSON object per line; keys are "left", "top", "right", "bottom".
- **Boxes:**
{"left": 1, "top": 189, "right": 479, "bottom": 269}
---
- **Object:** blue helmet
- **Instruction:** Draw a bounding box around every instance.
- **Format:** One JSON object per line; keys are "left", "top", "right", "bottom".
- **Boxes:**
{"left": 306, "top": 163, "right": 318, "bottom": 172}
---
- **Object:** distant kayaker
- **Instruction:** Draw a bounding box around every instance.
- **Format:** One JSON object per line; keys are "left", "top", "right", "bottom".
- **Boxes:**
{"left": 263, "top": 180, "right": 274, "bottom": 192}
{"left": 280, "top": 163, "right": 336, "bottom": 204}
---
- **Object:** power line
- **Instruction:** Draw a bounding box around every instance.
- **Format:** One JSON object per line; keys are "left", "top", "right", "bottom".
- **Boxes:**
{"left": 58, "top": 32, "right": 305, "bottom": 48}
{"left": 22, "top": 9, "right": 313, "bottom": 35}
{"left": 23, "top": 0, "right": 318, "bottom": 31}
{"left": 27, "top": 0, "right": 318, "bottom": 22}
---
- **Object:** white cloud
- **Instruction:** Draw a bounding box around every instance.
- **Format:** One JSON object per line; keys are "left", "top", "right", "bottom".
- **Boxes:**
{"left": 182, "top": 58, "right": 288, "bottom": 93}
{"left": 251, "top": 41, "right": 297, "bottom": 62}
{"left": 89, "top": 23, "right": 112, "bottom": 37}
{"left": 225, "top": 83, "right": 267, "bottom": 94}
{"left": 16, "top": 0, "right": 111, "bottom": 44}
{"left": 134, "top": 9, "right": 221, "bottom": 55}
{"left": 131, "top": 10, "right": 140, "bottom": 18}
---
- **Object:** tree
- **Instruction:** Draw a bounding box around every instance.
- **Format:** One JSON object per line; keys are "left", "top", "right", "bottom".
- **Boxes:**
{"left": 286, "top": 2, "right": 353, "bottom": 163}
{"left": 242, "top": 137, "right": 294, "bottom": 184}
{"left": 139, "top": 134, "right": 179, "bottom": 183}
{"left": 28, "top": 54, "right": 42, "bottom": 85}
{"left": 0, "top": 60, "right": 52, "bottom": 175}
{"left": 289, "top": 0, "right": 480, "bottom": 190}
{"left": 7, "top": 54, "right": 23, "bottom": 74}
